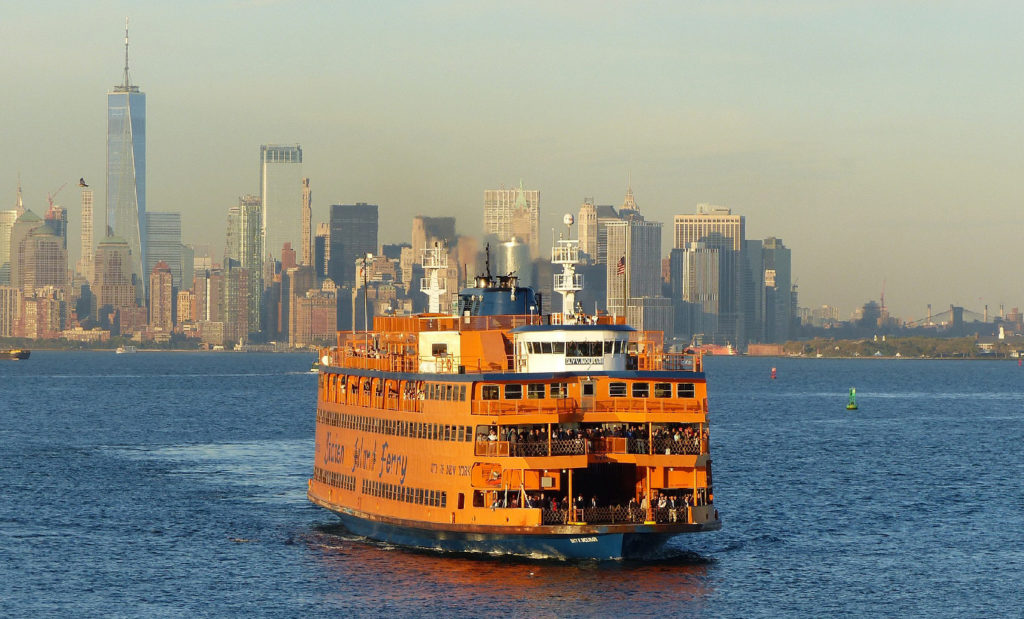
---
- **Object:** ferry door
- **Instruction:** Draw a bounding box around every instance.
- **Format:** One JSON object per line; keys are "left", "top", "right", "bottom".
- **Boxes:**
{"left": 579, "top": 378, "right": 596, "bottom": 411}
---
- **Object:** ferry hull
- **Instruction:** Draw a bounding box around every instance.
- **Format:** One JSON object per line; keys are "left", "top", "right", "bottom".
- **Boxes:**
{"left": 313, "top": 495, "right": 719, "bottom": 560}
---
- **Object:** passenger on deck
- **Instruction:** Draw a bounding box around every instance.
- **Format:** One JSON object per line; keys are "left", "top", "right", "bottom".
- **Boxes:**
{"left": 487, "top": 428, "right": 498, "bottom": 441}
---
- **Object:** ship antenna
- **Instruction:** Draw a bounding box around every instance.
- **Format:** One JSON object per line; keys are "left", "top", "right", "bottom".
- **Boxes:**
{"left": 484, "top": 243, "right": 492, "bottom": 281}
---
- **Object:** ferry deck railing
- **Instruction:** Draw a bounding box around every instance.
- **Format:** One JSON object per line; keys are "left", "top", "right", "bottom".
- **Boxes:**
{"left": 539, "top": 506, "right": 697, "bottom": 525}
{"left": 474, "top": 435, "right": 708, "bottom": 458}
{"left": 471, "top": 397, "right": 707, "bottom": 416}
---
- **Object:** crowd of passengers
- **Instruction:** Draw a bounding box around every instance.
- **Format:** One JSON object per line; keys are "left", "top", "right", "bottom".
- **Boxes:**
{"left": 477, "top": 424, "right": 708, "bottom": 455}
{"left": 488, "top": 491, "right": 708, "bottom": 523}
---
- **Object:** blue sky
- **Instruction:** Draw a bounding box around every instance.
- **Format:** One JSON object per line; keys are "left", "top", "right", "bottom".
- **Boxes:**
{"left": 3, "top": 1, "right": 1024, "bottom": 319}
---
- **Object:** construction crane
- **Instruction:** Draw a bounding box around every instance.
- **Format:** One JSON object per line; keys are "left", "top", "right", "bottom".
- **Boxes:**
{"left": 47, "top": 181, "right": 67, "bottom": 209}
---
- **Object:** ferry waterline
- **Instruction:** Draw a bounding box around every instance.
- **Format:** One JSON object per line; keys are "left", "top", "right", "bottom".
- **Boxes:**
{"left": 308, "top": 228, "right": 720, "bottom": 559}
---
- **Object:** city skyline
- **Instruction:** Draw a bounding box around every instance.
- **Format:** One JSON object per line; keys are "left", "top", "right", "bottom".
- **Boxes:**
{"left": 4, "top": 3, "right": 1024, "bottom": 320}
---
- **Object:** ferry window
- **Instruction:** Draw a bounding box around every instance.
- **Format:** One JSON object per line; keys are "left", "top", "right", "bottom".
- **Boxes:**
{"left": 582, "top": 382, "right": 595, "bottom": 396}
{"left": 566, "top": 342, "right": 581, "bottom": 356}
{"left": 443, "top": 425, "right": 451, "bottom": 441}
{"left": 604, "top": 340, "right": 614, "bottom": 354}
{"left": 609, "top": 382, "right": 627, "bottom": 397}
{"left": 476, "top": 425, "right": 489, "bottom": 441}
{"left": 527, "top": 384, "right": 546, "bottom": 399}
{"left": 459, "top": 386, "right": 466, "bottom": 400}
{"left": 550, "top": 382, "right": 568, "bottom": 398}
{"left": 441, "top": 492, "right": 447, "bottom": 507}
{"left": 541, "top": 342, "right": 552, "bottom": 354}
{"left": 465, "top": 426, "right": 474, "bottom": 442}
{"left": 482, "top": 385, "right": 499, "bottom": 400}
{"left": 447, "top": 385, "right": 455, "bottom": 401}
{"left": 432, "top": 343, "right": 448, "bottom": 356}
{"left": 654, "top": 383, "right": 672, "bottom": 398}
{"left": 552, "top": 342, "right": 565, "bottom": 354}
{"left": 457, "top": 426, "right": 465, "bottom": 441}
{"left": 632, "top": 382, "right": 650, "bottom": 398}
{"left": 505, "top": 384, "right": 522, "bottom": 400}
{"left": 677, "top": 383, "right": 696, "bottom": 398}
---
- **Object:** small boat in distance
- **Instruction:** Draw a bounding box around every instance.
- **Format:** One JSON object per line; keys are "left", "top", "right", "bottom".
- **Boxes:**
{"left": 115, "top": 345, "right": 137, "bottom": 354}
{"left": 2, "top": 349, "right": 31, "bottom": 360}
{"left": 846, "top": 388, "right": 858, "bottom": 410}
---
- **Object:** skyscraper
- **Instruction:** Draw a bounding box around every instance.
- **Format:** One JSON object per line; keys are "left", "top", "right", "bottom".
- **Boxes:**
{"left": 411, "top": 216, "right": 456, "bottom": 261}
{"left": 148, "top": 260, "right": 173, "bottom": 331}
{"left": 605, "top": 218, "right": 665, "bottom": 317}
{"left": 762, "top": 237, "right": 793, "bottom": 343}
{"left": 144, "top": 212, "right": 182, "bottom": 289}
{"left": 44, "top": 205, "right": 68, "bottom": 250}
{"left": 606, "top": 217, "right": 671, "bottom": 334}
{"left": 93, "top": 236, "right": 138, "bottom": 312}
{"left": 314, "top": 222, "right": 330, "bottom": 280}
{"left": 106, "top": 20, "right": 146, "bottom": 305}
{"left": 8, "top": 210, "right": 46, "bottom": 293}
{"left": 231, "top": 195, "right": 263, "bottom": 334}
{"left": 673, "top": 205, "right": 746, "bottom": 344}
{"left": 259, "top": 144, "right": 303, "bottom": 266}
{"left": 577, "top": 199, "right": 598, "bottom": 261}
{"left": 77, "top": 187, "right": 94, "bottom": 282}
{"left": 301, "top": 177, "right": 312, "bottom": 266}
{"left": 0, "top": 209, "right": 17, "bottom": 285}
{"left": 16, "top": 224, "right": 67, "bottom": 298}
{"left": 483, "top": 181, "right": 540, "bottom": 259}
{"left": 328, "top": 203, "right": 378, "bottom": 287}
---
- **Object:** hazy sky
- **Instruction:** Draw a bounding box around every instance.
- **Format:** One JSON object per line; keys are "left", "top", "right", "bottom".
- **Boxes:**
{"left": 3, "top": 1, "right": 1024, "bottom": 321}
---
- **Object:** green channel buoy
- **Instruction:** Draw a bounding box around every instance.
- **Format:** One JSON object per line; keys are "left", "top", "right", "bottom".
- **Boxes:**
{"left": 846, "top": 387, "right": 858, "bottom": 410}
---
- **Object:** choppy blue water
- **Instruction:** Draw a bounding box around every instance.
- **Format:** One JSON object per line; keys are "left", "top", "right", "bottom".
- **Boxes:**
{"left": 2, "top": 352, "right": 1023, "bottom": 616}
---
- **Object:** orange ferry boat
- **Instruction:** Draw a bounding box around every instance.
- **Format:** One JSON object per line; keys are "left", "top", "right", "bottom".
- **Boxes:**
{"left": 308, "top": 234, "right": 720, "bottom": 559}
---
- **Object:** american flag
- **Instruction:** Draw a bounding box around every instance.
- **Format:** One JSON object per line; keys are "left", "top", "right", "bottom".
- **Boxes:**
{"left": 616, "top": 256, "right": 626, "bottom": 275}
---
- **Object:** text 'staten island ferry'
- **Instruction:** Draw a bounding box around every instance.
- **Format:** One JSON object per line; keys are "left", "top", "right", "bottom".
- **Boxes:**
{"left": 308, "top": 219, "right": 720, "bottom": 559}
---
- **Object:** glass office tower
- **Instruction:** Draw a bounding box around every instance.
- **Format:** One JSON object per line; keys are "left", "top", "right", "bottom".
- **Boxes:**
{"left": 259, "top": 144, "right": 303, "bottom": 266}
{"left": 106, "top": 23, "right": 146, "bottom": 305}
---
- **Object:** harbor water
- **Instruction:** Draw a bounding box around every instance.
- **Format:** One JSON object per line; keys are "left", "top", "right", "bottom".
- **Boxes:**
{"left": 2, "top": 352, "right": 1022, "bottom": 616}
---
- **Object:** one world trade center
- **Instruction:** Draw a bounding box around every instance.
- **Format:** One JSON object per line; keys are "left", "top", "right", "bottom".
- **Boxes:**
{"left": 106, "top": 19, "right": 146, "bottom": 305}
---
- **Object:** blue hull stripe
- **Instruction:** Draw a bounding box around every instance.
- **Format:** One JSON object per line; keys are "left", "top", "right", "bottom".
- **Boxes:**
{"left": 332, "top": 512, "right": 678, "bottom": 560}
